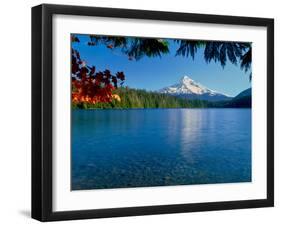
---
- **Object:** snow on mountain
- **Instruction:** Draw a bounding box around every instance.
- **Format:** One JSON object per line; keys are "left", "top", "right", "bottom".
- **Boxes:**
{"left": 158, "top": 75, "right": 233, "bottom": 101}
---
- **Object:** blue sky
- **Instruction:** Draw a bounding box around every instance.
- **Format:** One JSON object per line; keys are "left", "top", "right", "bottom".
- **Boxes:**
{"left": 72, "top": 35, "right": 251, "bottom": 97}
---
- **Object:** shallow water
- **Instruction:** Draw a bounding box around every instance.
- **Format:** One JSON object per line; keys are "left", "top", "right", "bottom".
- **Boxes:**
{"left": 71, "top": 108, "right": 251, "bottom": 190}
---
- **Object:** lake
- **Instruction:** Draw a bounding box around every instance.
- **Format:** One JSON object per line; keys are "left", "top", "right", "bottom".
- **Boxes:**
{"left": 71, "top": 108, "right": 251, "bottom": 190}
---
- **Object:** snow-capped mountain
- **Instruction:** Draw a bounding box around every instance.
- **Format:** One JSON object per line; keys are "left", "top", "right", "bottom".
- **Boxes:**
{"left": 159, "top": 75, "right": 233, "bottom": 101}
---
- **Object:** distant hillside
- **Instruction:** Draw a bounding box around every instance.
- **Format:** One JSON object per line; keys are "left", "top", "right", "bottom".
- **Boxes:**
{"left": 209, "top": 88, "right": 251, "bottom": 108}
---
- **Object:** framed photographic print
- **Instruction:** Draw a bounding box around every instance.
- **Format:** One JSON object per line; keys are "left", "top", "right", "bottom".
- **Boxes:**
{"left": 32, "top": 4, "right": 274, "bottom": 221}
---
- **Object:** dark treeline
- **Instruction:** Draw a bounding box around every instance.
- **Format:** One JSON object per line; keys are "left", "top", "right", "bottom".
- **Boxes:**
{"left": 72, "top": 87, "right": 251, "bottom": 109}
{"left": 208, "top": 96, "right": 251, "bottom": 108}
{"left": 72, "top": 87, "right": 209, "bottom": 109}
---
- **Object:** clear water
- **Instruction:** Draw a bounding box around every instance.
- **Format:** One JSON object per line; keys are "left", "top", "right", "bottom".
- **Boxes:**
{"left": 71, "top": 108, "right": 251, "bottom": 190}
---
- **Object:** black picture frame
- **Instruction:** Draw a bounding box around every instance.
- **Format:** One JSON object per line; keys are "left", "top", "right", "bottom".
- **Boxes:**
{"left": 32, "top": 3, "right": 274, "bottom": 222}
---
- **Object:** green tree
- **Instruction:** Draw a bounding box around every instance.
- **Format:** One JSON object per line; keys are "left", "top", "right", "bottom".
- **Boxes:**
{"left": 174, "top": 40, "right": 252, "bottom": 79}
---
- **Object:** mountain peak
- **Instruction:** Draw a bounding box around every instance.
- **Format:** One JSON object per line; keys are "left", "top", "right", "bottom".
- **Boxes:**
{"left": 178, "top": 75, "right": 209, "bottom": 95}
{"left": 181, "top": 75, "right": 192, "bottom": 82}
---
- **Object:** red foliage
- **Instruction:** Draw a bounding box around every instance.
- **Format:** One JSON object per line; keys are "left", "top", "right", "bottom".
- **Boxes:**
{"left": 71, "top": 46, "right": 125, "bottom": 105}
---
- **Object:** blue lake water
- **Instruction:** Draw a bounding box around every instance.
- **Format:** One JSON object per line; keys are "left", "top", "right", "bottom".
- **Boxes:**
{"left": 71, "top": 108, "right": 251, "bottom": 190}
